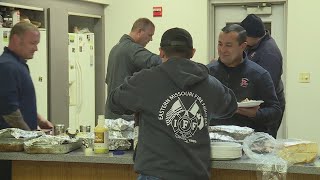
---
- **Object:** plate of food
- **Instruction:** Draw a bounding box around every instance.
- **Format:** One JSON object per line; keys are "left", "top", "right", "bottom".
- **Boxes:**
{"left": 237, "top": 99, "right": 264, "bottom": 108}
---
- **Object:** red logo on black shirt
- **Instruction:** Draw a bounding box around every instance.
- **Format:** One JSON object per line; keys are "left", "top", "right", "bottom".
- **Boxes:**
{"left": 240, "top": 78, "right": 249, "bottom": 88}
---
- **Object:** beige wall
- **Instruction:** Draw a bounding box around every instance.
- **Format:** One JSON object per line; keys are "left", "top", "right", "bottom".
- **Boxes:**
{"left": 104, "top": 0, "right": 209, "bottom": 65}
{"left": 104, "top": 0, "right": 319, "bottom": 144}
{"left": 286, "top": 0, "right": 319, "bottom": 143}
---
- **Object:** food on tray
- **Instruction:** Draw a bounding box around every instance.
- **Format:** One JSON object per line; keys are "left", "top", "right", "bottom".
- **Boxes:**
{"left": 0, "top": 128, "right": 44, "bottom": 139}
{"left": 250, "top": 140, "right": 274, "bottom": 154}
{"left": 240, "top": 98, "right": 259, "bottom": 103}
{"left": 277, "top": 141, "right": 318, "bottom": 164}
{"left": 0, "top": 138, "right": 25, "bottom": 152}
{"left": 0, "top": 128, "right": 44, "bottom": 152}
{"left": 24, "top": 135, "right": 81, "bottom": 154}
{"left": 209, "top": 125, "right": 254, "bottom": 141}
{"left": 237, "top": 98, "right": 264, "bottom": 108}
{"left": 242, "top": 132, "right": 278, "bottom": 162}
{"left": 241, "top": 98, "right": 250, "bottom": 102}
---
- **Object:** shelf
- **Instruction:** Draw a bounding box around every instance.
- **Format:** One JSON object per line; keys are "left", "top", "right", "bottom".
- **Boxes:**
{"left": 68, "top": 13, "right": 100, "bottom": 33}
{"left": 80, "top": 0, "right": 110, "bottom": 5}
{"left": 0, "top": 3, "right": 45, "bottom": 29}
{"left": 68, "top": 12, "right": 102, "bottom": 19}
{"left": 0, "top": 2, "right": 43, "bottom": 11}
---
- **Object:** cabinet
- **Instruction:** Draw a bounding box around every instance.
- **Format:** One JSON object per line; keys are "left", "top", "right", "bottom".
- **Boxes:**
{"left": 0, "top": 2, "right": 48, "bottom": 120}
{"left": 0, "top": 2, "right": 45, "bottom": 28}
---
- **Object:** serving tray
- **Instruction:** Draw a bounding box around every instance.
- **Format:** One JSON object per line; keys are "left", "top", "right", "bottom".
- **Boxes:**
{"left": 0, "top": 138, "right": 33, "bottom": 152}
{"left": 24, "top": 141, "right": 81, "bottom": 154}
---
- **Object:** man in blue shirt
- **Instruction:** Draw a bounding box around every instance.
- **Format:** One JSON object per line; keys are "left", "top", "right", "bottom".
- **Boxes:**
{"left": 0, "top": 22, "right": 54, "bottom": 180}
{"left": 0, "top": 22, "right": 52, "bottom": 131}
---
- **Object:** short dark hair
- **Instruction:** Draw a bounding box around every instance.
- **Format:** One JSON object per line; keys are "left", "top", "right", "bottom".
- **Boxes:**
{"left": 9, "top": 22, "right": 39, "bottom": 41}
{"left": 131, "top": 18, "right": 155, "bottom": 32}
{"left": 161, "top": 46, "right": 193, "bottom": 59}
{"left": 160, "top": 27, "right": 193, "bottom": 59}
{"left": 221, "top": 24, "right": 247, "bottom": 45}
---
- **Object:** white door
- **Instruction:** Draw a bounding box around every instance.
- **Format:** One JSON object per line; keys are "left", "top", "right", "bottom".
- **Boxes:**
{"left": 212, "top": 3, "right": 287, "bottom": 139}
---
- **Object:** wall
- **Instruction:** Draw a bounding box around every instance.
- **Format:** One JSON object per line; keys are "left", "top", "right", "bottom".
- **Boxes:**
{"left": 104, "top": 0, "right": 209, "bottom": 65}
{"left": 286, "top": 0, "right": 320, "bottom": 143}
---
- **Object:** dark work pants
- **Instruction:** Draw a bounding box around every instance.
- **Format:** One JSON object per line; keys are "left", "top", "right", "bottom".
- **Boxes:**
{"left": 0, "top": 160, "right": 12, "bottom": 180}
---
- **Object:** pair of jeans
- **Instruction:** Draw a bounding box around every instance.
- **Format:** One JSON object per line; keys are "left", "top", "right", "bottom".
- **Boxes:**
{"left": 137, "top": 174, "right": 161, "bottom": 180}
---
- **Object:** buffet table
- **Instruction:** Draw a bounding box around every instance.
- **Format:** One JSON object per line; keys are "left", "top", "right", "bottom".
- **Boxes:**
{"left": 0, "top": 149, "right": 320, "bottom": 180}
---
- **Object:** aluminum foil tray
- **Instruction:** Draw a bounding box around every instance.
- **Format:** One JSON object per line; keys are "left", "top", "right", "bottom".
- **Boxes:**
{"left": 0, "top": 128, "right": 44, "bottom": 152}
{"left": 0, "top": 138, "right": 33, "bottom": 152}
{"left": 24, "top": 141, "right": 81, "bottom": 154}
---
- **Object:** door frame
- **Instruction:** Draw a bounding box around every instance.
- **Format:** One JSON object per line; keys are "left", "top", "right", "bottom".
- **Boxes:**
{"left": 208, "top": 0, "right": 287, "bottom": 61}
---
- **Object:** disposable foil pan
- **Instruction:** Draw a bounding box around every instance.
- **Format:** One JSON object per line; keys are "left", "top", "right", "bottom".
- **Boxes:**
{"left": 24, "top": 140, "right": 81, "bottom": 154}
{"left": 0, "top": 138, "right": 32, "bottom": 152}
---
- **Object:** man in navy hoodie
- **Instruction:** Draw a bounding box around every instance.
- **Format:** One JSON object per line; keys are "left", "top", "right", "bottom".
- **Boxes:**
{"left": 109, "top": 27, "right": 237, "bottom": 180}
{"left": 207, "top": 24, "right": 281, "bottom": 137}
{"left": 241, "top": 14, "right": 285, "bottom": 138}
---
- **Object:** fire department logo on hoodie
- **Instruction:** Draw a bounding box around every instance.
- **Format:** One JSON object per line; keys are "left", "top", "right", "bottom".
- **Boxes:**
{"left": 158, "top": 91, "right": 208, "bottom": 143}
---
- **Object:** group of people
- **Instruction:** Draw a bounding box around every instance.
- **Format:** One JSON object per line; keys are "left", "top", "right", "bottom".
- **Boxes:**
{"left": 0, "top": 14, "right": 285, "bottom": 180}
{"left": 106, "top": 15, "right": 285, "bottom": 179}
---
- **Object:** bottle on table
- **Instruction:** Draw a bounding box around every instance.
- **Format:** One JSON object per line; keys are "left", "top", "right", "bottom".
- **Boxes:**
{"left": 94, "top": 115, "right": 109, "bottom": 154}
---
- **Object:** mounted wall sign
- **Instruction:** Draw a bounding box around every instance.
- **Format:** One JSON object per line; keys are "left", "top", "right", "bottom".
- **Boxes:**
{"left": 153, "top": 6, "right": 162, "bottom": 17}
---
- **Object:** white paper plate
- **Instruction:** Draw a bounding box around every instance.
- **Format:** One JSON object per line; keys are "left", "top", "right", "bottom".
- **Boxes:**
{"left": 211, "top": 150, "right": 242, "bottom": 160}
{"left": 237, "top": 100, "right": 264, "bottom": 108}
{"left": 211, "top": 156, "right": 242, "bottom": 160}
{"left": 211, "top": 142, "right": 242, "bottom": 148}
{"left": 211, "top": 142, "right": 243, "bottom": 160}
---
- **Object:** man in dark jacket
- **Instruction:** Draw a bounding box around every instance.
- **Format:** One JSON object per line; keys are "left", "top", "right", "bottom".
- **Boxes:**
{"left": 109, "top": 27, "right": 237, "bottom": 180}
{"left": 207, "top": 24, "right": 281, "bottom": 137}
{"left": 105, "top": 18, "right": 161, "bottom": 120}
{"left": 241, "top": 14, "right": 285, "bottom": 138}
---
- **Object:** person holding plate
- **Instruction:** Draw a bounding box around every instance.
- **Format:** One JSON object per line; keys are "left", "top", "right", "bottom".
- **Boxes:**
{"left": 240, "top": 14, "right": 285, "bottom": 138}
{"left": 207, "top": 24, "right": 281, "bottom": 137}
